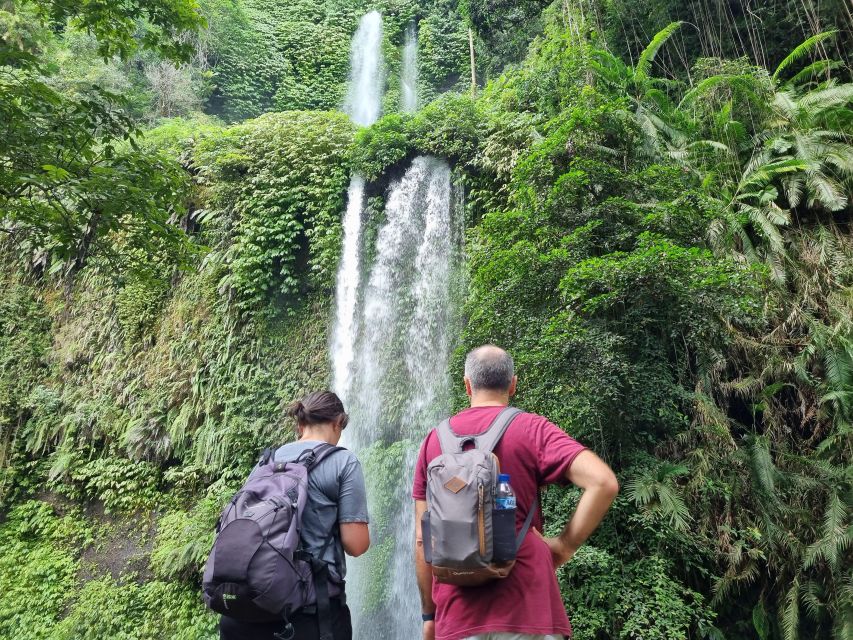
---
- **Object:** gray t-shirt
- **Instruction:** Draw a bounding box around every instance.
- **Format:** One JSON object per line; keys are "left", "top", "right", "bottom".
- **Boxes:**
{"left": 274, "top": 440, "right": 369, "bottom": 583}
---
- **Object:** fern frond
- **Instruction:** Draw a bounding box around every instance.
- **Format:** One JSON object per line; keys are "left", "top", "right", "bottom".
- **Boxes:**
{"left": 782, "top": 579, "right": 801, "bottom": 640}
{"left": 799, "top": 83, "right": 853, "bottom": 113}
{"left": 635, "top": 22, "right": 683, "bottom": 84}
{"left": 789, "top": 59, "right": 843, "bottom": 87}
{"left": 773, "top": 31, "right": 839, "bottom": 84}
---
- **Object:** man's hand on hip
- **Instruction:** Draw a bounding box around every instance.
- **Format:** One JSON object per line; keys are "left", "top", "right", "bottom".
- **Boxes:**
{"left": 534, "top": 528, "right": 575, "bottom": 568}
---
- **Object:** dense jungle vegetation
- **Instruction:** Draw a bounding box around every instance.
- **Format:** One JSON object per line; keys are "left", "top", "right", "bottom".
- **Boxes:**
{"left": 1, "top": 0, "right": 852, "bottom": 638}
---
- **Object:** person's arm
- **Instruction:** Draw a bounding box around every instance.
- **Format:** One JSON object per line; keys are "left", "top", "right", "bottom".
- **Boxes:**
{"left": 414, "top": 499, "right": 436, "bottom": 640}
{"left": 340, "top": 522, "right": 370, "bottom": 557}
{"left": 338, "top": 457, "right": 370, "bottom": 557}
{"left": 540, "top": 449, "right": 618, "bottom": 567}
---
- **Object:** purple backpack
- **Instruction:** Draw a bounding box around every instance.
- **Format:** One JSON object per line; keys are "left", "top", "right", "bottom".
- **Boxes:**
{"left": 203, "top": 442, "right": 342, "bottom": 640}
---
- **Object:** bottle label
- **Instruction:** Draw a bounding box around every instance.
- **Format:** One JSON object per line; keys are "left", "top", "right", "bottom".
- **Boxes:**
{"left": 494, "top": 496, "right": 516, "bottom": 510}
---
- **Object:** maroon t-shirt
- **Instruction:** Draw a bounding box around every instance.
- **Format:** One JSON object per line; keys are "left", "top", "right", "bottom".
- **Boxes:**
{"left": 412, "top": 405, "right": 587, "bottom": 640}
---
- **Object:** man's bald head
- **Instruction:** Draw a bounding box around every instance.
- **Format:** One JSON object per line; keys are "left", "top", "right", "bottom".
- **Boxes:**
{"left": 464, "top": 345, "right": 514, "bottom": 392}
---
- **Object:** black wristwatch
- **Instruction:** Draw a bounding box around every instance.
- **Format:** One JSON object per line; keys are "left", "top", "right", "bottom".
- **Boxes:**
{"left": 421, "top": 613, "right": 435, "bottom": 622}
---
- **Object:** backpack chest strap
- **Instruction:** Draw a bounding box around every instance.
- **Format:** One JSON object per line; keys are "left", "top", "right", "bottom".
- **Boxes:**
{"left": 436, "top": 407, "right": 522, "bottom": 454}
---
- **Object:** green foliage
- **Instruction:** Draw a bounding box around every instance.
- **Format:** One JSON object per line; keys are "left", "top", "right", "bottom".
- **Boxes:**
{"left": 0, "top": 501, "right": 91, "bottom": 640}
{"left": 21, "top": 0, "right": 205, "bottom": 62}
{"left": 150, "top": 488, "right": 230, "bottom": 579}
{"left": 0, "top": 0, "right": 206, "bottom": 281}
{"left": 219, "top": 111, "right": 355, "bottom": 309}
{"left": 351, "top": 113, "right": 414, "bottom": 180}
{"left": 0, "top": 272, "right": 51, "bottom": 462}
{"left": 1, "top": 2, "right": 851, "bottom": 639}
{"left": 461, "top": 0, "right": 549, "bottom": 74}
{"left": 52, "top": 577, "right": 217, "bottom": 640}
{"left": 417, "top": 3, "right": 470, "bottom": 96}
{"left": 65, "top": 457, "right": 162, "bottom": 514}
{"left": 581, "top": 0, "right": 851, "bottom": 82}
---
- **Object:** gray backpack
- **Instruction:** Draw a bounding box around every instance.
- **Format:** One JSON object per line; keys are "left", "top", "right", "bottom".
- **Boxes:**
{"left": 422, "top": 407, "right": 538, "bottom": 586}
{"left": 203, "top": 443, "right": 341, "bottom": 640}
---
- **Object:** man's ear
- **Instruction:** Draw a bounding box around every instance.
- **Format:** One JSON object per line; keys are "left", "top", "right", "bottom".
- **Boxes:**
{"left": 508, "top": 376, "right": 518, "bottom": 397}
{"left": 464, "top": 376, "right": 473, "bottom": 397}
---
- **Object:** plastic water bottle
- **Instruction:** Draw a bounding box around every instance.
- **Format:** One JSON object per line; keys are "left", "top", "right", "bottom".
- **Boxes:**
{"left": 492, "top": 473, "right": 516, "bottom": 563}
{"left": 495, "top": 474, "right": 517, "bottom": 510}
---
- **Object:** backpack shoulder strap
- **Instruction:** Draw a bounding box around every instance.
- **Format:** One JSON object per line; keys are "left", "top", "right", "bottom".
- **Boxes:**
{"left": 435, "top": 407, "right": 522, "bottom": 454}
{"left": 435, "top": 420, "right": 458, "bottom": 454}
{"left": 478, "top": 406, "right": 522, "bottom": 453}
{"left": 297, "top": 442, "right": 344, "bottom": 471}
{"left": 259, "top": 444, "right": 284, "bottom": 466}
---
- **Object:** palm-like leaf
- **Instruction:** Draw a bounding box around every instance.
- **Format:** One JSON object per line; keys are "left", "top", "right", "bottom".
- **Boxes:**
{"left": 635, "top": 21, "right": 683, "bottom": 84}
{"left": 773, "top": 31, "right": 838, "bottom": 84}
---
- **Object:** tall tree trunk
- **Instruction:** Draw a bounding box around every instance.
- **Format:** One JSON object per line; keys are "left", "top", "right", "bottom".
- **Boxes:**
{"left": 64, "top": 207, "right": 101, "bottom": 300}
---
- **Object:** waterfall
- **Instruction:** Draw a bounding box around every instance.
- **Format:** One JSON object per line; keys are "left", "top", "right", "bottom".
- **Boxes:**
{"left": 331, "top": 13, "right": 461, "bottom": 638}
{"left": 330, "top": 176, "right": 365, "bottom": 401}
{"left": 343, "top": 156, "right": 460, "bottom": 638}
{"left": 401, "top": 23, "right": 418, "bottom": 113}
{"left": 332, "top": 12, "right": 384, "bottom": 403}
{"left": 344, "top": 11, "right": 384, "bottom": 127}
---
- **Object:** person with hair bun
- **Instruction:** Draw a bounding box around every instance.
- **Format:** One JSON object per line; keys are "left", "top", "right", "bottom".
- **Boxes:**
{"left": 219, "top": 390, "right": 370, "bottom": 640}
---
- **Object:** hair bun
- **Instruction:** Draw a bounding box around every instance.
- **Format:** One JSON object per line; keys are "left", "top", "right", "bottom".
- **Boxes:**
{"left": 287, "top": 399, "right": 308, "bottom": 421}
{"left": 286, "top": 391, "right": 345, "bottom": 427}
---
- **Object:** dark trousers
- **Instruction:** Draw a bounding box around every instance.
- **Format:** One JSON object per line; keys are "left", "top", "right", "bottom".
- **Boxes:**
{"left": 219, "top": 598, "right": 352, "bottom": 640}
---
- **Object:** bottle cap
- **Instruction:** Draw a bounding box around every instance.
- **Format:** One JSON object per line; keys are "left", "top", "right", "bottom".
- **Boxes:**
{"left": 498, "top": 473, "right": 510, "bottom": 482}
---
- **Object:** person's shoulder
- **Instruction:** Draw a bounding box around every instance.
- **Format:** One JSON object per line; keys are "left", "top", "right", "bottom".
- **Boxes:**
{"left": 274, "top": 441, "right": 308, "bottom": 459}
{"left": 509, "top": 409, "right": 565, "bottom": 440}
{"left": 333, "top": 446, "right": 361, "bottom": 465}
{"left": 512, "top": 408, "right": 552, "bottom": 427}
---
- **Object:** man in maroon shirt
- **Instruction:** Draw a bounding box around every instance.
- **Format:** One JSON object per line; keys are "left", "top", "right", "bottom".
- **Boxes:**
{"left": 413, "top": 345, "right": 619, "bottom": 640}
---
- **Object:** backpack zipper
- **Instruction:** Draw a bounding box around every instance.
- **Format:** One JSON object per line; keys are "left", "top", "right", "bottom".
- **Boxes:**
{"left": 478, "top": 483, "right": 486, "bottom": 557}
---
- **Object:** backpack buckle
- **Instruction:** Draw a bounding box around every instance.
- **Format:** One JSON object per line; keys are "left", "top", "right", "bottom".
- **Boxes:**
{"left": 274, "top": 622, "right": 294, "bottom": 640}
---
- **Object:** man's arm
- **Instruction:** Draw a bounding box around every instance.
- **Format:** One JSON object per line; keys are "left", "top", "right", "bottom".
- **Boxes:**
{"left": 540, "top": 450, "right": 619, "bottom": 567}
{"left": 414, "top": 499, "right": 436, "bottom": 640}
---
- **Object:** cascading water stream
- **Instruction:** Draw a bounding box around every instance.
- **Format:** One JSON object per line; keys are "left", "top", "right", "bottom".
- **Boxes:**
{"left": 330, "top": 13, "right": 463, "bottom": 638}
{"left": 344, "top": 11, "right": 384, "bottom": 127}
{"left": 330, "top": 176, "right": 365, "bottom": 401}
{"left": 332, "top": 12, "right": 384, "bottom": 404}
{"left": 401, "top": 23, "right": 419, "bottom": 113}
{"left": 344, "top": 156, "right": 460, "bottom": 638}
